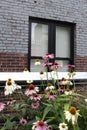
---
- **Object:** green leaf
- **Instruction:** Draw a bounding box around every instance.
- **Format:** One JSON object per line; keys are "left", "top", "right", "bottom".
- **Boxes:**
{"left": 5, "top": 119, "right": 16, "bottom": 130}
{"left": 0, "top": 127, "right": 6, "bottom": 130}
{"left": 42, "top": 106, "right": 52, "bottom": 120}
{"left": 42, "top": 102, "right": 52, "bottom": 107}
{"left": 46, "top": 116, "right": 56, "bottom": 123}
{"left": 64, "top": 103, "right": 70, "bottom": 110}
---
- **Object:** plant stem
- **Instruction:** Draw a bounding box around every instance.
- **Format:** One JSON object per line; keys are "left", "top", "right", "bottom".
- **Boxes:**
{"left": 73, "top": 124, "right": 79, "bottom": 130}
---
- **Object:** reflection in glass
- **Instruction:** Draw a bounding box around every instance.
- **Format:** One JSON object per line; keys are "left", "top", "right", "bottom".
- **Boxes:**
{"left": 56, "top": 26, "right": 70, "bottom": 58}
{"left": 31, "top": 59, "right": 46, "bottom": 72}
{"left": 31, "top": 23, "right": 48, "bottom": 56}
{"left": 55, "top": 60, "right": 69, "bottom": 72}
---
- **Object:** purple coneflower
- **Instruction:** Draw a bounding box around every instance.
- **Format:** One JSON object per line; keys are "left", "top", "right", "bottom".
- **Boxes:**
{"left": 47, "top": 92, "right": 56, "bottom": 100}
{"left": 32, "top": 120, "right": 47, "bottom": 130}
{"left": 42, "top": 53, "right": 54, "bottom": 60}
{"left": 31, "top": 101, "right": 40, "bottom": 109}
{"left": 42, "top": 62, "right": 52, "bottom": 67}
{"left": 0, "top": 102, "right": 5, "bottom": 111}
{"left": 25, "top": 84, "right": 39, "bottom": 96}
{"left": 19, "top": 118, "right": 27, "bottom": 124}
{"left": 50, "top": 62, "right": 62, "bottom": 70}
{"left": 30, "top": 93, "right": 42, "bottom": 101}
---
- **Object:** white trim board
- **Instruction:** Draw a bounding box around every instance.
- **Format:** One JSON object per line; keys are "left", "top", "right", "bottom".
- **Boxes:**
{"left": 0, "top": 72, "right": 87, "bottom": 81}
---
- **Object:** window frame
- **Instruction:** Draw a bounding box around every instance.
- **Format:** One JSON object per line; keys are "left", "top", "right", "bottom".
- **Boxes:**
{"left": 28, "top": 17, "right": 75, "bottom": 71}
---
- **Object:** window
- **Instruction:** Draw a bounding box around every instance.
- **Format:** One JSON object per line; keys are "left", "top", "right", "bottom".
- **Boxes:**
{"left": 28, "top": 17, "right": 75, "bottom": 72}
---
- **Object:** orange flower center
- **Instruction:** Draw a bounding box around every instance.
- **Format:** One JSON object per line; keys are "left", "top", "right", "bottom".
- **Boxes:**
{"left": 29, "top": 84, "right": 35, "bottom": 90}
{"left": 62, "top": 77, "right": 66, "bottom": 81}
{"left": 60, "top": 86, "right": 64, "bottom": 89}
{"left": 66, "top": 87, "right": 70, "bottom": 92}
{"left": 47, "top": 82, "right": 52, "bottom": 86}
{"left": 35, "top": 59, "right": 40, "bottom": 62}
{"left": 24, "top": 67, "right": 28, "bottom": 71}
{"left": 33, "top": 94, "right": 38, "bottom": 97}
{"left": 50, "top": 92, "right": 54, "bottom": 95}
{"left": 69, "top": 106, "right": 76, "bottom": 115}
{"left": 38, "top": 121, "right": 44, "bottom": 126}
{"left": 54, "top": 62, "right": 58, "bottom": 65}
{"left": 7, "top": 79, "right": 12, "bottom": 85}
{"left": 40, "top": 70, "right": 44, "bottom": 75}
{"left": 7, "top": 81, "right": 12, "bottom": 85}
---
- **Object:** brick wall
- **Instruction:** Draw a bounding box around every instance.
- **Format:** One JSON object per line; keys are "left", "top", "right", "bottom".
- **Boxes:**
{"left": 0, "top": 52, "right": 27, "bottom": 72}
{"left": 0, "top": 0, "right": 87, "bottom": 72}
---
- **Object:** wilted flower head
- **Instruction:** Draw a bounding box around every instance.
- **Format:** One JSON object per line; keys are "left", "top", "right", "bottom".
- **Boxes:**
{"left": 32, "top": 120, "right": 47, "bottom": 130}
{"left": 0, "top": 102, "right": 5, "bottom": 111}
{"left": 43, "top": 53, "right": 54, "bottom": 60}
{"left": 59, "top": 122, "right": 68, "bottom": 130}
{"left": 64, "top": 106, "right": 80, "bottom": 124}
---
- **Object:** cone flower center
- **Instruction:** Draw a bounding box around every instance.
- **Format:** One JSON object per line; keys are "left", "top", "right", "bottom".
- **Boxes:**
{"left": 40, "top": 70, "right": 44, "bottom": 75}
{"left": 7, "top": 79, "right": 12, "bottom": 85}
{"left": 62, "top": 124, "right": 65, "bottom": 128}
{"left": 34, "top": 94, "right": 38, "bottom": 97}
{"left": 29, "top": 84, "right": 35, "bottom": 90}
{"left": 38, "top": 121, "right": 44, "bottom": 126}
{"left": 69, "top": 106, "right": 76, "bottom": 115}
{"left": 7, "top": 81, "right": 12, "bottom": 85}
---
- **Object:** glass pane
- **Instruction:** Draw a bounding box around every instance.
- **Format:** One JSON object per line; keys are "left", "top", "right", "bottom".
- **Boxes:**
{"left": 55, "top": 60, "right": 69, "bottom": 72}
{"left": 30, "top": 59, "right": 46, "bottom": 72}
{"left": 31, "top": 23, "right": 48, "bottom": 56}
{"left": 56, "top": 26, "right": 70, "bottom": 58}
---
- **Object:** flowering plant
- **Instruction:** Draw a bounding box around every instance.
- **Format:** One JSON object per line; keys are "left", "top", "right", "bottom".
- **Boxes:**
{"left": 0, "top": 54, "right": 87, "bottom": 130}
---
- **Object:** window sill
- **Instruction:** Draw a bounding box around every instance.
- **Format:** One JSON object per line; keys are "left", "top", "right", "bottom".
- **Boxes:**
{"left": 0, "top": 72, "right": 87, "bottom": 81}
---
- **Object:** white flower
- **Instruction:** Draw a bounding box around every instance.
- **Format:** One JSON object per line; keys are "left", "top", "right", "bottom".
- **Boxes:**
{"left": 64, "top": 90, "right": 73, "bottom": 95}
{"left": 85, "top": 99, "right": 87, "bottom": 102}
{"left": 4, "top": 85, "right": 14, "bottom": 95}
{"left": 23, "top": 67, "right": 29, "bottom": 72}
{"left": 64, "top": 106, "right": 80, "bottom": 125}
{"left": 35, "top": 59, "right": 41, "bottom": 65}
{"left": 32, "top": 125, "right": 36, "bottom": 130}
{"left": 14, "top": 84, "right": 21, "bottom": 90}
{"left": 46, "top": 85, "right": 55, "bottom": 91}
{"left": 26, "top": 80, "right": 33, "bottom": 83}
{"left": 4, "top": 78, "right": 21, "bottom": 95}
{"left": 35, "top": 61, "right": 41, "bottom": 65}
{"left": 59, "top": 122, "right": 68, "bottom": 130}
{"left": 39, "top": 71, "right": 46, "bottom": 80}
